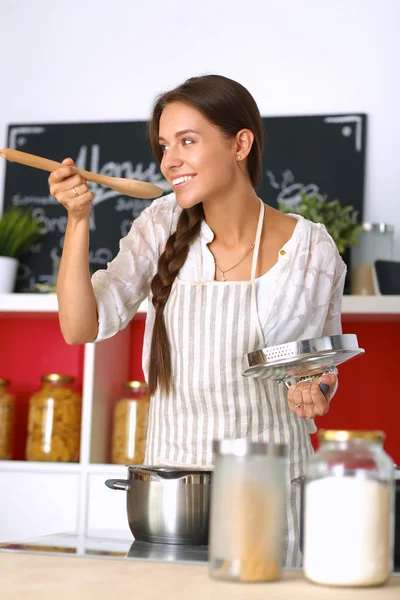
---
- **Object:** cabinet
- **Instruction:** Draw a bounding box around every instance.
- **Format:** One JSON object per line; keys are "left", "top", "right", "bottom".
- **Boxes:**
{"left": 0, "top": 467, "right": 80, "bottom": 542}
{"left": 0, "top": 294, "right": 148, "bottom": 543}
{"left": 86, "top": 470, "right": 129, "bottom": 536}
{"left": 0, "top": 293, "right": 399, "bottom": 543}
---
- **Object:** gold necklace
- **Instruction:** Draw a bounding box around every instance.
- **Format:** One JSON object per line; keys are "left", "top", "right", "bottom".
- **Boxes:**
{"left": 215, "top": 242, "right": 256, "bottom": 282}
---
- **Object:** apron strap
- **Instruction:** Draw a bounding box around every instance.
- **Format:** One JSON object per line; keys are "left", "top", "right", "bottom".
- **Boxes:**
{"left": 250, "top": 199, "right": 266, "bottom": 342}
{"left": 250, "top": 199, "right": 266, "bottom": 281}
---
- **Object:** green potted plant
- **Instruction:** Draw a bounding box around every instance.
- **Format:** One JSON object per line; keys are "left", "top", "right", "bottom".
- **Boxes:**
{"left": 0, "top": 206, "right": 42, "bottom": 293}
{"left": 279, "top": 190, "right": 363, "bottom": 255}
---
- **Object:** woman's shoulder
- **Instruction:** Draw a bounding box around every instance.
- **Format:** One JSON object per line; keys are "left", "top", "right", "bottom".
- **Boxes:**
{"left": 142, "top": 192, "right": 181, "bottom": 226}
{"left": 288, "top": 213, "right": 346, "bottom": 274}
{"left": 126, "top": 192, "right": 181, "bottom": 245}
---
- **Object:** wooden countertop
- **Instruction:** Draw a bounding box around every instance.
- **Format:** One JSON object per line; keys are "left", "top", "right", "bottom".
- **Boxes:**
{"left": 1, "top": 552, "right": 400, "bottom": 600}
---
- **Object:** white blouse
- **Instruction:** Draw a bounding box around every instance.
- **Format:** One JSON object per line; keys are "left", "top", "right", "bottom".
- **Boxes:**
{"left": 92, "top": 192, "right": 347, "bottom": 393}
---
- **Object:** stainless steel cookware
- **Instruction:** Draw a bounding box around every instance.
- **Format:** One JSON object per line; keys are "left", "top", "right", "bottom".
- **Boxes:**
{"left": 243, "top": 334, "right": 365, "bottom": 393}
{"left": 127, "top": 539, "right": 208, "bottom": 562}
{"left": 105, "top": 466, "right": 212, "bottom": 545}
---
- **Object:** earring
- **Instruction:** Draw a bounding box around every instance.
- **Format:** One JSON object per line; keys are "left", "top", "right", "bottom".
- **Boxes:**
{"left": 237, "top": 155, "right": 241, "bottom": 160}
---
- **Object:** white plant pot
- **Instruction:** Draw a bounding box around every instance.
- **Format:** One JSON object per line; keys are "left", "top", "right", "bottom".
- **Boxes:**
{"left": 0, "top": 256, "right": 19, "bottom": 293}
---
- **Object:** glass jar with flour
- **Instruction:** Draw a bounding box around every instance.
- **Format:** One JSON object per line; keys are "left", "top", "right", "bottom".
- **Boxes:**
{"left": 303, "top": 430, "right": 394, "bottom": 587}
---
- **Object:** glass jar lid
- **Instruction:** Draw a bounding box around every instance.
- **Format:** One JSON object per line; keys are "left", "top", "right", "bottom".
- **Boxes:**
{"left": 0, "top": 378, "right": 10, "bottom": 386}
{"left": 318, "top": 429, "right": 385, "bottom": 443}
{"left": 41, "top": 374, "right": 75, "bottom": 384}
{"left": 212, "top": 438, "right": 287, "bottom": 457}
{"left": 123, "top": 381, "right": 148, "bottom": 389}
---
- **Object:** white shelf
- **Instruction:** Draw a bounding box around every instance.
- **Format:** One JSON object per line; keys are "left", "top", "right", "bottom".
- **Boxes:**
{"left": 341, "top": 295, "right": 400, "bottom": 314}
{"left": 0, "top": 293, "right": 398, "bottom": 317}
{"left": 0, "top": 293, "right": 58, "bottom": 312}
{"left": 0, "top": 460, "right": 81, "bottom": 473}
{"left": 0, "top": 461, "right": 127, "bottom": 475}
{"left": 0, "top": 294, "right": 148, "bottom": 314}
{"left": 341, "top": 295, "right": 400, "bottom": 321}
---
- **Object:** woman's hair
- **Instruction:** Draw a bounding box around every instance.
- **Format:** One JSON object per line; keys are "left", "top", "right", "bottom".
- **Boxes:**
{"left": 147, "top": 74, "right": 264, "bottom": 395}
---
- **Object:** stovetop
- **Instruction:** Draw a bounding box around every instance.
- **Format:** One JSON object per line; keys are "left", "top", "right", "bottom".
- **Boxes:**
{"left": 1, "top": 531, "right": 398, "bottom": 572}
{"left": 0, "top": 531, "right": 208, "bottom": 564}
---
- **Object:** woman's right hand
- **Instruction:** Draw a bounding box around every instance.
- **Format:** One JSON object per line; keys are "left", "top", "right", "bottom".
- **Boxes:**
{"left": 48, "top": 157, "right": 95, "bottom": 221}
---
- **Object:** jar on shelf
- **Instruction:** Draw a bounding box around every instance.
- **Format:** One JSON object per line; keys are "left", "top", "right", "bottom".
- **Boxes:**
{"left": 0, "top": 378, "right": 14, "bottom": 460}
{"left": 26, "top": 374, "right": 81, "bottom": 462}
{"left": 351, "top": 223, "right": 394, "bottom": 294}
{"left": 111, "top": 381, "right": 150, "bottom": 465}
{"left": 303, "top": 429, "right": 394, "bottom": 587}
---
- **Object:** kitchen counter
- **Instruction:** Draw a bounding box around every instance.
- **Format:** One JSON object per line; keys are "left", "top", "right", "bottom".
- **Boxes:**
{"left": 1, "top": 532, "right": 399, "bottom": 599}
{"left": 1, "top": 552, "right": 400, "bottom": 600}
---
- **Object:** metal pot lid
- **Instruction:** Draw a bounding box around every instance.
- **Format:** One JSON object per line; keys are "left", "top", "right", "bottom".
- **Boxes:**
{"left": 127, "top": 465, "right": 212, "bottom": 481}
{"left": 243, "top": 334, "right": 365, "bottom": 379}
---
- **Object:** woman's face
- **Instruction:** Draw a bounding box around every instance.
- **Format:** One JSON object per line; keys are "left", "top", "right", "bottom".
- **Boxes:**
{"left": 158, "top": 101, "right": 237, "bottom": 209}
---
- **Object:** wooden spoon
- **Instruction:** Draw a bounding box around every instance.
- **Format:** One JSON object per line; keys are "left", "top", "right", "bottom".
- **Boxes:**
{"left": 0, "top": 148, "right": 164, "bottom": 200}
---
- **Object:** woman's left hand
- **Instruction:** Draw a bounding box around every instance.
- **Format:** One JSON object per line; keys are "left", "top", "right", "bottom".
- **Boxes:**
{"left": 287, "top": 373, "right": 337, "bottom": 418}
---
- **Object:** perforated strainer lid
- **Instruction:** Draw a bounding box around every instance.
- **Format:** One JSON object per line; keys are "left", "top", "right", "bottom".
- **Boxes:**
{"left": 243, "top": 334, "right": 364, "bottom": 379}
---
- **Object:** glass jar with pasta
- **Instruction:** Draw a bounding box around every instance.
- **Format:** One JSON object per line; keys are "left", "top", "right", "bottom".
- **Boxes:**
{"left": 0, "top": 378, "right": 14, "bottom": 460}
{"left": 26, "top": 374, "right": 81, "bottom": 462}
{"left": 111, "top": 381, "right": 150, "bottom": 465}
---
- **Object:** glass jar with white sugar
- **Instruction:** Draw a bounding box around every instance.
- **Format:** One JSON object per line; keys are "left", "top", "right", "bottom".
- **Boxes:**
{"left": 303, "top": 430, "right": 394, "bottom": 587}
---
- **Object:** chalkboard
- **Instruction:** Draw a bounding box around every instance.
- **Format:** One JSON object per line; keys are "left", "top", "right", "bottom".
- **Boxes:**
{"left": 2, "top": 114, "right": 366, "bottom": 292}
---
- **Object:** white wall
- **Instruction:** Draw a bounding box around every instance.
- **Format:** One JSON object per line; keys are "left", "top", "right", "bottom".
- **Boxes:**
{"left": 1, "top": 0, "right": 399, "bottom": 255}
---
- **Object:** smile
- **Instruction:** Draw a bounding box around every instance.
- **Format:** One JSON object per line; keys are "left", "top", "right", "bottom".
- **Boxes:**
{"left": 171, "top": 174, "right": 196, "bottom": 189}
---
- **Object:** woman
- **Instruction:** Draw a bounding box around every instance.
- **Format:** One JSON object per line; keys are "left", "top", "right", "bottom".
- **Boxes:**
{"left": 49, "top": 74, "right": 346, "bottom": 567}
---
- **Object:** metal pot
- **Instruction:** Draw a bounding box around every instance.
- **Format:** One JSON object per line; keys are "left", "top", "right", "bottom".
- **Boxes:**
{"left": 105, "top": 466, "right": 212, "bottom": 545}
{"left": 292, "top": 467, "right": 400, "bottom": 571}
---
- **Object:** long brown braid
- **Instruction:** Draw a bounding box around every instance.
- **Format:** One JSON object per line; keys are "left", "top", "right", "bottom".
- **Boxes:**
{"left": 148, "top": 204, "right": 204, "bottom": 395}
{"left": 147, "top": 74, "right": 264, "bottom": 395}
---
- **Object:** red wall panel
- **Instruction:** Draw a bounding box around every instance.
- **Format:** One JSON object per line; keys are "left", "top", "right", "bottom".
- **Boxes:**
{"left": 314, "top": 321, "right": 400, "bottom": 464}
{"left": 129, "top": 319, "right": 146, "bottom": 382}
{"left": 0, "top": 316, "right": 84, "bottom": 460}
{"left": 3, "top": 314, "right": 397, "bottom": 464}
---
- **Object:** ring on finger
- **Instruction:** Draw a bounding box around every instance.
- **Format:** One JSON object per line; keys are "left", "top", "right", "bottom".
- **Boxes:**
{"left": 72, "top": 187, "right": 79, "bottom": 197}
{"left": 294, "top": 402, "right": 303, "bottom": 408}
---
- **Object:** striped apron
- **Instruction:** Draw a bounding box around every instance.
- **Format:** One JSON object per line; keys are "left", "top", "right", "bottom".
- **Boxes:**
{"left": 145, "top": 199, "right": 313, "bottom": 566}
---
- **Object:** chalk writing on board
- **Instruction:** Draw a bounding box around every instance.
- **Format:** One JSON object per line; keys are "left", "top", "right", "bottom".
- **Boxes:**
{"left": 75, "top": 144, "right": 170, "bottom": 206}
{"left": 266, "top": 169, "right": 324, "bottom": 207}
{"left": 12, "top": 194, "right": 58, "bottom": 207}
{"left": 31, "top": 207, "right": 68, "bottom": 234}
{"left": 115, "top": 197, "right": 153, "bottom": 218}
{"left": 89, "top": 247, "right": 114, "bottom": 265}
